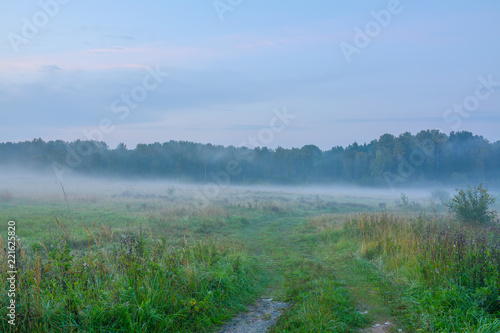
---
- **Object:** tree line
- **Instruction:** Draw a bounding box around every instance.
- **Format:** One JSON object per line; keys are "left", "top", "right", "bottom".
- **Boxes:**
{"left": 1, "top": 130, "right": 499, "bottom": 187}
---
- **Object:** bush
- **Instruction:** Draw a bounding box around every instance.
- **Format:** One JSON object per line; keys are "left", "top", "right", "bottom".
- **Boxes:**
{"left": 447, "top": 184, "right": 497, "bottom": 225}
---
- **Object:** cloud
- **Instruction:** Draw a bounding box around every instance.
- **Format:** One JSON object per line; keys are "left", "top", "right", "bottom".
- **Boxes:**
{"left": 39, "top": 65, "right": 62, "bottom": 73}
{"left": 224, "top": 124, "right": 267, "bottom": 131}
{"left": 85, "top": 47, "right": 125, "bottom": 54}
{"left": 109, "top": 34, "right": 136, "bottom": 41}
{"left": 334, "top": 117, "right": 444, "bottom": 124}
{"left": 0, "top": 44, "right": 216, "bottom": 75}
{"left": 0, "top": 21, "right": 346, "bottom": 77}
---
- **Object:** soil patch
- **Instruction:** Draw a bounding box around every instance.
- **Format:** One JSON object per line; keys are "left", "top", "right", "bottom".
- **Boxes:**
{"left": 218, "top": 298, "right": 289, "bottom": 333}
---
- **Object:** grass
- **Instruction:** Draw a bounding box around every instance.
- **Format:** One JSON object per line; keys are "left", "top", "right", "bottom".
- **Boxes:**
{"left": 1, "top": 185, "right": 500, "bottom": 332}
{"left": 0, "top": 227, "right": 265, "bottom": 332}
{"left": 270, "top": 215, "right": 400, "bottom": 332}
{"left": 270, "top": 237, "right": 369, "bottom": 332}
{"left": 339, "top": 213, "right": 500, "bottom": 332}
{"left": 0, "top": 190, "right": 274, "bottom": 332}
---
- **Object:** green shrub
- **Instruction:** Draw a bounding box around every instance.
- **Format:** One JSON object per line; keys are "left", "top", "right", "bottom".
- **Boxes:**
{"left": 447, "top": 184, "right": 497, "bottom": 225}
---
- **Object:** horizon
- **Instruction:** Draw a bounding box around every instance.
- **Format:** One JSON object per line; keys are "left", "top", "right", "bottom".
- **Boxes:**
{"left": 0, "top": 128, "right": 498, "bottom": 151}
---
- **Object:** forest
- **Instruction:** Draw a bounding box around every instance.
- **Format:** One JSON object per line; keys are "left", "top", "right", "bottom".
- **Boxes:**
{"left": 1, "top": 129, "right": 499, "bottom": 186}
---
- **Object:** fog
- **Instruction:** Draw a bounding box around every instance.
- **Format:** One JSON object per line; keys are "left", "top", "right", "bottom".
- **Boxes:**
{"left": 2, "top": 166, "right": 491, "bottom": 208}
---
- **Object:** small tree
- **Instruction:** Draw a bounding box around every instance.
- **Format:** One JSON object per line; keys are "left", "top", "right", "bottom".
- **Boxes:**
{"left": 400, "top": 193, "right": 409, "bottom": 207}
{"left": 447, "top": 184, "right": 497, "bottom": 225}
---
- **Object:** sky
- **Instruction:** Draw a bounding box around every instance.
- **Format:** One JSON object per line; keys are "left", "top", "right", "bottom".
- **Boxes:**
{"left": 1, "top": 0, "right": 499, "bottom": 150}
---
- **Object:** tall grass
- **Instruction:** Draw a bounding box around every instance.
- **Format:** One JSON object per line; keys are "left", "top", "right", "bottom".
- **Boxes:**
{"left": 342, "top": 214, "right": 500, "bottom": 332}
{"left": 0, "top": 222, "right": 263, "bottom": 332}
{"left": 272, "top": 258, "right": 368, "bottom": 333}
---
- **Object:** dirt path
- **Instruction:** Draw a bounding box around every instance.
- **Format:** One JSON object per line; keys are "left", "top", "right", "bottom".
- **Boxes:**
{"left": 223, "top": 215, "right": 402, "bottom": 332}
{"left": 361, "top": 321, "right": 394, "bottom": 333}
{"left": 218, "top": 298, "right": 289, "bottom": 333}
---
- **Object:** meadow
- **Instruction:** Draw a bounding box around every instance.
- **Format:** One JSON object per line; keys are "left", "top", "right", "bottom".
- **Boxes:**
{"left": 1, "top": 178, "right": 499, "bottom": 332}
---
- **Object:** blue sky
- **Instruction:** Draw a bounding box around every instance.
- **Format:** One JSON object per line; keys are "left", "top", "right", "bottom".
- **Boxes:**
{"left": 1, "top": 0, "right": 499, "bottom": 149}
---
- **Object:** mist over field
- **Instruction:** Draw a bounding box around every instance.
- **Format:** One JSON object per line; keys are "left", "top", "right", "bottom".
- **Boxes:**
{"left": 2, "top": 1, "right": 500, "bottom": 331}
{"left": 1, "top": 129, "right": 500, "bottom": 193}
{"left": 3, "top": 165, "right": 496, "bottom": 210}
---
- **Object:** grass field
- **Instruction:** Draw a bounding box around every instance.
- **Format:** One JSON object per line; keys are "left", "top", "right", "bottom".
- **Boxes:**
{"left": 1, "top": 179, "right": 499, "bottom": 332}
